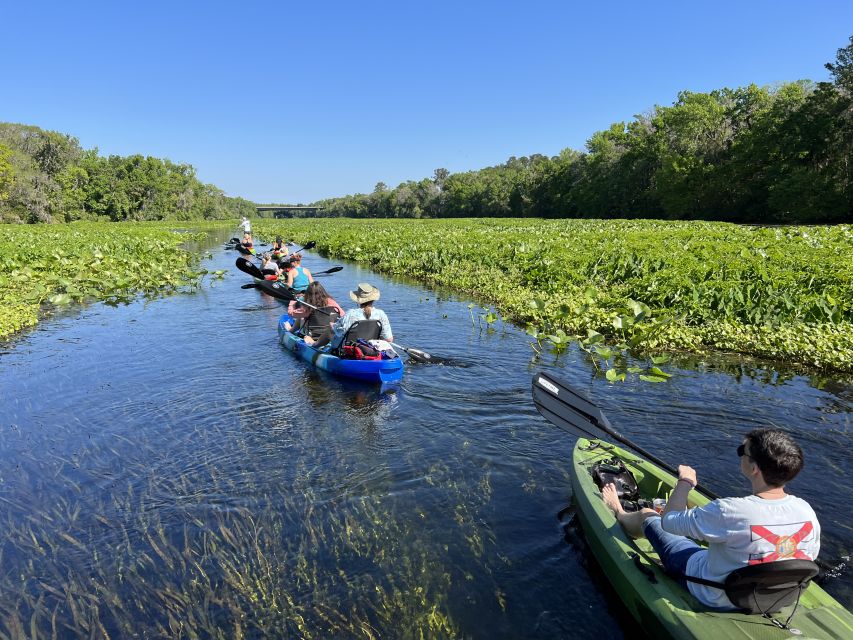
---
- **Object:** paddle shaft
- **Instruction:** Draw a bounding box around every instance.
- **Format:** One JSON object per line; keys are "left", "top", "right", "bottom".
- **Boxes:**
{"left": 596, "top": 418, "right": 719, "bottom": 500}
{"left": 532, "top": 373, "right": 718, "bottom": 500}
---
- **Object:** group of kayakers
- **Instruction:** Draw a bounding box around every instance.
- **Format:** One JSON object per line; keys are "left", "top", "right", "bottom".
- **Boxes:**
{"left": 244, "top": 232, "right": 394, "bottom": 354}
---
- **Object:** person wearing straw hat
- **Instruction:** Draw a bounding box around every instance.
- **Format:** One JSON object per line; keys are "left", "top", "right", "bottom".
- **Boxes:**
{"left": 305, "top": 282, "right": 393, "bottom": 349}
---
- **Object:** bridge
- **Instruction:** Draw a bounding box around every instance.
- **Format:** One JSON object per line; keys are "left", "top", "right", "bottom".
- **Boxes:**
{"left": 256, "top": 205, "right": 325, "bottom": 218}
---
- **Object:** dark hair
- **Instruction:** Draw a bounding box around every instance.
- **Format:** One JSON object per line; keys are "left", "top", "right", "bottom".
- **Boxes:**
{"left": 304, "top": 281, "right": 330, "bottom": 309}
{"left": 744, "top": 429, "right": 804, "bottom": 487}
{"left": 360, "top": 301, "right": 373, "bottom": 319}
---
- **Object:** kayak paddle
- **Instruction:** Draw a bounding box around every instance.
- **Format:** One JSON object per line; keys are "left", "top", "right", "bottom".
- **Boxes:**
{"left": 531, "top": 371, "right": 717, "bottom": 500}
{"left": 313, "top": 266, "right": 343, "bottom": 276}
{"left": 235, "top": 257, "right": 265, "bottom": 280}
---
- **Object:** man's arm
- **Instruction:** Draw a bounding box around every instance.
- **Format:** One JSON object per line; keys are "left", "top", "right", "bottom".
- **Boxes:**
{"left": 662, "top": 464, "right": 698, "bottom": 516}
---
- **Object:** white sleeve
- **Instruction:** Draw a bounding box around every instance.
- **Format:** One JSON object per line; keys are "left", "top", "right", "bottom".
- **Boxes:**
{"left": 662, "top": 500, "right": 729, "bottom": 542}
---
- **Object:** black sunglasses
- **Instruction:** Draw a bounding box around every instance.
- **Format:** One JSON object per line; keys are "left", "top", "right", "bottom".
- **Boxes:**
{"left": 737, "top": 443, "right": 750, "bottom": 458}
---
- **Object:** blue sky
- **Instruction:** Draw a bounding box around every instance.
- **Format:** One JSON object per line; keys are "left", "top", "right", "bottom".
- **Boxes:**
{"left": 2, "top": 1, "right": 851, "bottom": 204}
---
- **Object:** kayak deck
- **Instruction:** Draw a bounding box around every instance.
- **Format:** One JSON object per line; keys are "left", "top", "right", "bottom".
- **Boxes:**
{"left": 277, "top": 315, "right": 404, "bottom": 384}
{"left": 571, "top": 438, "right": 853, "bottom": 640}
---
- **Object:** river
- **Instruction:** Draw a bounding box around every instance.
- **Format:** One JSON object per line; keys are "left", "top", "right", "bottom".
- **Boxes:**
{"left": 0, "top": 239, "right": 849, "bottom": 637}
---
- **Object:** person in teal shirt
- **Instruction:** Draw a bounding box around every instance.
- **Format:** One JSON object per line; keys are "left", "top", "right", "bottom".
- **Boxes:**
{"left": 286, "top": 254, "right": 313, "bottom": 292}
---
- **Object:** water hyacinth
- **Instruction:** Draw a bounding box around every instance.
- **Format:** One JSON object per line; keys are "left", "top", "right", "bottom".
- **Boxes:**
{"left": 252, "top": 218, "right": 853, "bottom": 372}
{"left": 0, "top": 221, "right": 228, "bottom": 339}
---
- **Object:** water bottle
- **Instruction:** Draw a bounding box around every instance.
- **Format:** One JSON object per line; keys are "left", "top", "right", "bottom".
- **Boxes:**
{"left": 653, "top": 498, "right": 667, "bottom": 514}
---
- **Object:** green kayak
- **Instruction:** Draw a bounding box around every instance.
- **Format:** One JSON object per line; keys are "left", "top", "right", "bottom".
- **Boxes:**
{"left": 572, "top": 437, "right": 853, "bottom": 640}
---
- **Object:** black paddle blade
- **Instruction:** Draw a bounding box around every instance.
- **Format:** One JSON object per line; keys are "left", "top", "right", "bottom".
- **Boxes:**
{"left": 302, "top": 241, "right": 317, "bottom": 250}
{"left": 253, "top": 279, "right": 296, "bottom": 302}
{"left": 315, "top": 266, "right": 343, "bottom": 275}
{"left": 406, "top": 348, "right": 434, "bottom": 363}
{"left": 531, "top": 372, "right": 616, "bottom": 441}
{"left": 235, "top": 257, "right": 264, "bottom": 279}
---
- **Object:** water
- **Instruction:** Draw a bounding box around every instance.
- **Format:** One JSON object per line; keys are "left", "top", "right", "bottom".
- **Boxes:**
{"left": 0, "top": 242, "right": 850, "bottom": 638}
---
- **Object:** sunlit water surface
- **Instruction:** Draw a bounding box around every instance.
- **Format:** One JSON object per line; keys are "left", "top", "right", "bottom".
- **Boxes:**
{"left": 0, "top": 239, "right": 850, "bottom": 638}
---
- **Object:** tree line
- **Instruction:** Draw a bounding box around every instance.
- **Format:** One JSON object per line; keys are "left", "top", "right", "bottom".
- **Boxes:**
{"left": 0, "top": 123, "right": 255, "bottom": 224}
{"left": 311, "top": 36, "right": 853, "bottom": 224}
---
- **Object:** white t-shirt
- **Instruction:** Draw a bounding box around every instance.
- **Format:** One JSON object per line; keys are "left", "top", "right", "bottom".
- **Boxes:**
{"left": 662, "top": 494, "right": 820, "bottom": 609}
{"left": 240, "top": 218, "right": 251, "bottom": 233}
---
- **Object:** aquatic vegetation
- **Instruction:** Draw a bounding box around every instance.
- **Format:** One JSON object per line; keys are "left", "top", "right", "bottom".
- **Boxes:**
{"left": 254, "top": 219, "right": 853, "bottom": 372}
{"left": 0, "top": 221, "right": 226, "bottom": 339}
{"left": 0, "top": 407, "right": 504, "bottom": 637}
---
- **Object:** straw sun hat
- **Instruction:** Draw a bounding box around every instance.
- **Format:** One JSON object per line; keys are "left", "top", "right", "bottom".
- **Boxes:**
{"left": 350, "top": 283, "right": 380, "bottom": 304}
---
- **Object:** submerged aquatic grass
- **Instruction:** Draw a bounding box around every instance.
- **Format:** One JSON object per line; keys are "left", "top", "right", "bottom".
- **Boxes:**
{"left": 0, "top": 405, "right": 508, "bottom": 638}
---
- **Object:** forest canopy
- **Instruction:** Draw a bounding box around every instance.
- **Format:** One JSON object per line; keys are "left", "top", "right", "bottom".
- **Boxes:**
{"left": 311, "top": 36, "right": 853, "bottom": 224}
{"left": 0, "top": 124, "right": 255, "bottom": 224}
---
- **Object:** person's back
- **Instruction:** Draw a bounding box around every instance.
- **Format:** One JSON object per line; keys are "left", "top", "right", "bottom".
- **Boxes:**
{"left": 663, "top": 493, "right": 820, "bottom": 609}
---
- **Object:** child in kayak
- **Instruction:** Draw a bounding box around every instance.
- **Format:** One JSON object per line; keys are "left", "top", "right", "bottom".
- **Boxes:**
{"left": 600, "top": 429, "right": 820, "bottom": 611}
{"left": 305, "top": 282, "right": 393, "bottom": 348}
{"left": 285, "top": 282, "right": 344, "bottom": 334}
{"left": 286, "top": 254, "right": 313, "bottom": 292}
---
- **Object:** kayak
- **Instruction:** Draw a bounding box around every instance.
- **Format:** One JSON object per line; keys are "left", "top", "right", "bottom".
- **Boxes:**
{"left": 277, "top": 314, "right": 404, "bottom": 384}
{"left": 571, "top": 437, "right": 853, "bottom": 639}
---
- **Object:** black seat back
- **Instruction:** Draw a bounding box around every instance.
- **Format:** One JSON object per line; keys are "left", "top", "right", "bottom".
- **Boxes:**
{"left": 303, "top": 306, "right": 339, "bottom": 339}
{"left": 342, "top": 320, "right": 382, "bottom": 345}
{"left": 723, "top": 560, "right": 819, "bottom": 614}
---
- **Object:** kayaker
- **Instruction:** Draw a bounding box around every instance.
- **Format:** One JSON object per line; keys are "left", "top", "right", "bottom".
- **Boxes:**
{"left": 286, "top": 254, "right": 313, "bottom": 293}
{"left": 260, "top": 253, "right": 280, "bottom": 279}
{"left": 600, "top": 428, "right": 820, "bottom": 611}
{"left": 271, "top": 236, "right": 288, "bottom": 259}
{"left": 241, "top": 232, "right": 254, "bottom": 254}
{"left": 305, "top": 282, "right": 393, "bottom": 348}
{"left": 284, "top": 281, "right": 344, "bottom": 334}
{"left": 240, "top": 216, "right": 251, "bottom": 235}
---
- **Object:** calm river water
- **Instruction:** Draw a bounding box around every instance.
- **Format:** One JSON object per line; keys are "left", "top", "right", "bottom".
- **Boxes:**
{"left": 0, "top": 238, "right": 850, "bottom": 638}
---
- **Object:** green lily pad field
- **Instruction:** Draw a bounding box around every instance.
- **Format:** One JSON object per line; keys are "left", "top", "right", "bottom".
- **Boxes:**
{"left": 0, "top": 221, "right": 227, "bottom": 339}
{"left": 254, "top": 218, "right": 853, "bottom": 372}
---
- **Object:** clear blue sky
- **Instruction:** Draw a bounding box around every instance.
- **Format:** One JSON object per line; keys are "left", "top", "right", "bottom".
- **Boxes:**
{"left": 2, "top": 1, "right": 851, "bottom": 204}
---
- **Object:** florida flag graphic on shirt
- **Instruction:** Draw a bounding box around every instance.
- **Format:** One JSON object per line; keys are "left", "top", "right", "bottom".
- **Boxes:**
{"left": 749, "top": 521, "right": 815, "bottom": 565}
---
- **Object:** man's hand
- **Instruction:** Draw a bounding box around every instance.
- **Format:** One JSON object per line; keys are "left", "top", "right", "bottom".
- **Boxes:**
{"left": 678, "top": 465, "right": 698, "bottom": 486}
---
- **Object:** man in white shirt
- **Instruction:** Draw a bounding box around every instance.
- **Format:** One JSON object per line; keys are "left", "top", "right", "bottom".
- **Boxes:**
{"left": 240, "top": 216, "right": 251, "bottom": 234}
{"left": 601, "top": 429, "right": 820, "bottom": 610}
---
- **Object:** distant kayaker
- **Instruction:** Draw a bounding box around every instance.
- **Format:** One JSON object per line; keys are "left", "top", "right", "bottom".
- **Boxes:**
{"left": 271, "top": 236, "right": 288, "bottom": 259}
{"left": 284, "top": 282, "right": 344, "bottom": 334}
{"left": 600, "top": 429, "right": 820, "bottom": 611}
{"left": 239, "top": 216, "right": 251, "bottom": 235}
{"left": 286, "top": 254, "right": 313, "bottom": 293}
{"left": 305, "top": 282, "right": 393, "bottom": 348}
{"left": 241, "top": 232, "right": 254, "bottom": 254}
{"left": 260, "top": 253, "right": 280, "bottom": 279}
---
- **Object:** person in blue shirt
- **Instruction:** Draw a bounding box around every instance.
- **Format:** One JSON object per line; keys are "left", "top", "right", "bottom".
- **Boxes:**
{"left": 286, "top": 254, "right": 313, "bottom": 292}
{"left": 305, "top": 282, "right": 393, "bottom": 349}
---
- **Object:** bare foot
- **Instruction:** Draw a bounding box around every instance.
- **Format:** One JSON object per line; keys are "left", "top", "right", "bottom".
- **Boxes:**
{"left": 601, "top": 483, "right": 625, "bottom": 516}
{"left": 602, "top": 482, "right": 657, "bottom": 538}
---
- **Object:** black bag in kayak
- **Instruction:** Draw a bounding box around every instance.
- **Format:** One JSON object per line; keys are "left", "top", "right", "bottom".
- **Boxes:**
{"left": 591, "top": 458, "right": 640, "bottom": 502}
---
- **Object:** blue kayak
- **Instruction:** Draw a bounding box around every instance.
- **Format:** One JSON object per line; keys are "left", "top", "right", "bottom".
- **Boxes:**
{"left": 277, "top": 314, "right": 404, "bottom": 384}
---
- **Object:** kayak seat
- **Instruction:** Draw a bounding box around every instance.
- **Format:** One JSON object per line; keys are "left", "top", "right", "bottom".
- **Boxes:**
{"left": 336, "top": 320, "right": 382, "bottom": 356}
{"left": 303, "top": 306, "right": 340, "bottom": 339}
{"left": 683, "top": 559, "right": 819, "bottom": 616}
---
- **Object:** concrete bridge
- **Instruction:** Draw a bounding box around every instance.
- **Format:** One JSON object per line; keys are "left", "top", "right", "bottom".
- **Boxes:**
{"left": 256, "top": 205, "right": 325, "bottom": 218}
